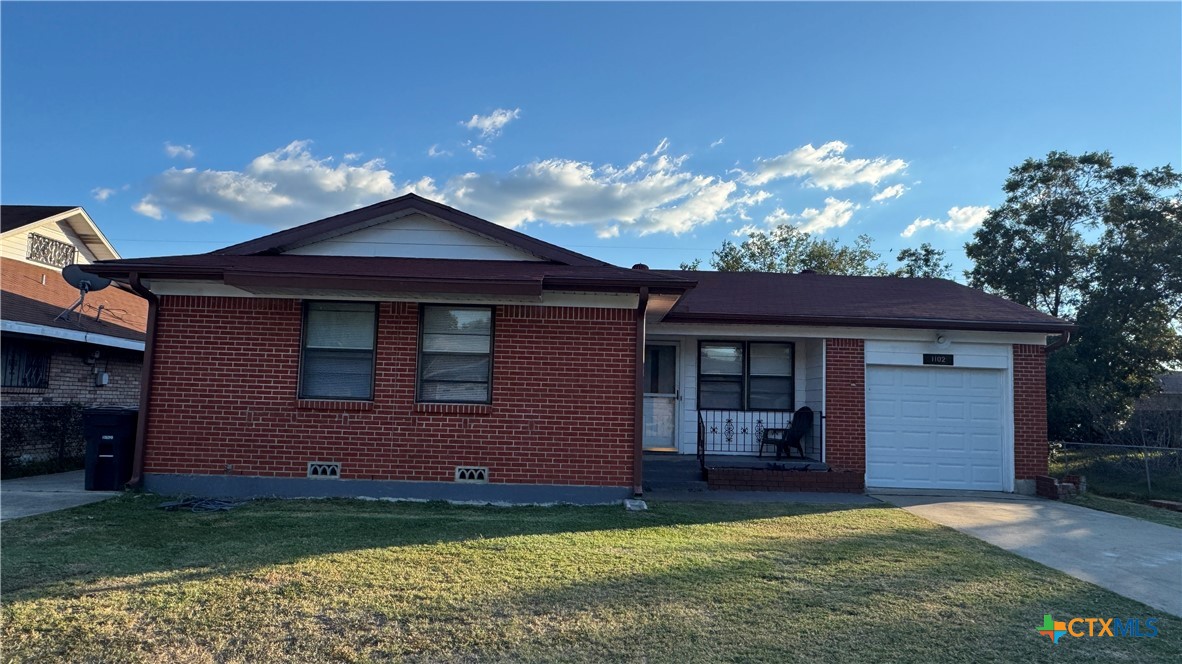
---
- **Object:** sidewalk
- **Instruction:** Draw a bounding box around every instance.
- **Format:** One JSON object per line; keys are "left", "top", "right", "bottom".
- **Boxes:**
{"left": 1, "top": 470, "right": 119, "bottom": 521}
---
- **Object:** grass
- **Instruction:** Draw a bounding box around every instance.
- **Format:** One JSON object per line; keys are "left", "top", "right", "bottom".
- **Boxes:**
{"left": 2, "top": 496, "right": 1179, "bottom": 663}
{"left": 1049, "top": 447, "right": 1182, "bottom": 502}
{"left": 1063, "top": 493, "right": 1182, "bottom": 529}
{"left": 1050, "top": 446, "right": 1182, "bottom": 525}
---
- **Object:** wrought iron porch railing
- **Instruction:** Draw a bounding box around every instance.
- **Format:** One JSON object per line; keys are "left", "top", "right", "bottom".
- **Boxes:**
{"left": 698, "top": 409, "right": 824, "bottom": 459}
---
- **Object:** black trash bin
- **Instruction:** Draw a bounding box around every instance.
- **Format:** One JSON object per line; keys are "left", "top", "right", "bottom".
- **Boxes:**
{"left": 83, "top": 407, "right": 138, "bottom": 491}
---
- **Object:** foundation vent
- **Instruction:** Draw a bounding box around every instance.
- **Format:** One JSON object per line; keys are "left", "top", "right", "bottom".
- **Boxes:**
{"left": 307, "top": 462, "right": 341, "bottom": 479}
{"left": 455, "top": 466, "right": 489, "bottom": 483}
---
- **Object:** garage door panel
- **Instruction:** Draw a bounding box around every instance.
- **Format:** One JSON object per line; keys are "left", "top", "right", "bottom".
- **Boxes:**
{"left": 900, "top": 400, "right": 930, "bottom": 419}
{"left": 934, "top": 371, "right": 965, "bottom": 389}
{"left": 866, "top": 365, "right": 1006, "bottom": 491}
{"left": 934, "top": 433, "right": 966, "bottom": 452}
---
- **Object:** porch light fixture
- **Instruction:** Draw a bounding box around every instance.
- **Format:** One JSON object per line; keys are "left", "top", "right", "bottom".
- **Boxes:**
{"left": 935, "top": 333, "right": 951, "bottom": 348}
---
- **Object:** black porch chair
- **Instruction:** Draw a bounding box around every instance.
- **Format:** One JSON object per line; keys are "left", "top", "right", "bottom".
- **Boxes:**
{"left": 758, "top": 406, "right": 814, "bottom": 460}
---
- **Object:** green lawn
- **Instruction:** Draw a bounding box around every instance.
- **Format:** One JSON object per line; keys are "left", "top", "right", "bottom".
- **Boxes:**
{"left": 1062, "top": 493, "right": 1182, "bottom": 529}
{"left": 2, "top": 496, "right": 1179, "bottom": 663}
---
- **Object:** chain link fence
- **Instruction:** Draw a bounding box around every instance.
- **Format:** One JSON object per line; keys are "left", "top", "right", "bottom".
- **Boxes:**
{"left": 1, "top": 404, "right": 85, "bottom": 479}
{"left": 1049, "top": 441, "right": 1182, "bottom": 501}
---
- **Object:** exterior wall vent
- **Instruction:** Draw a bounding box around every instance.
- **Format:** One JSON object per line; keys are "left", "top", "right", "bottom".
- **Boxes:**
{"left": 307, "top": 462, "right": 341, "bottom": 479}
{"left": 455, "top": 466, "right": 489, "bottom": 483}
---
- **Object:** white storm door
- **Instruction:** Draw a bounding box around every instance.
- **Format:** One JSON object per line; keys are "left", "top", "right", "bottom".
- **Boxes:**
{"left": 643, "top": 344, "right": 678, "bottom": 450}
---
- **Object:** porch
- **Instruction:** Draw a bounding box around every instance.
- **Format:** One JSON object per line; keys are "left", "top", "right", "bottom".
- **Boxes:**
{"left": 642, "top": 336, "right": 826, "bottom": 458}
{"left": 642, "top": 452, "right": 829, "bottom": 492}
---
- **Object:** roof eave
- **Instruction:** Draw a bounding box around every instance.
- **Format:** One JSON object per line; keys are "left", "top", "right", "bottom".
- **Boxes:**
{"left": 659, "top": 312, "right": 1076, "bottom": 334}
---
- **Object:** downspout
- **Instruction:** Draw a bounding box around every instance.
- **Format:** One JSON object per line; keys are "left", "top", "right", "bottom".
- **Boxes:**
{"left": 1046, "top": 330, "right": 1071, "bottom": 353}
{"left": 633, "top": 286, "right": 649, "bottom": 497}
{"left": 127, "top": 272, "right": 158, "bottom": 489}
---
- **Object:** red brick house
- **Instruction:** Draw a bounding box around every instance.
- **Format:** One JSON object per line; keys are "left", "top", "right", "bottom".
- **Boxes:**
{"left": 86, "top": 195, "right": 1071, "bottom": 501}
{"left": 2, "top": 206, "right": 148, "bottom": 475}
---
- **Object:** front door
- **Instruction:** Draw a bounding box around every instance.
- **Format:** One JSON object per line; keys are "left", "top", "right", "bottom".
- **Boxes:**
{"left": 643, "top": 344, "right": 678, "bottom": 451}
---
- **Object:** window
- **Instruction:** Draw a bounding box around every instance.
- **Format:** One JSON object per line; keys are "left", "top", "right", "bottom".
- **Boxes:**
{"left": 2, "top": 340, "right": 50, "bottom": 388}
{"left": 748, "top": 343, "right": 794, "bottom": 410}
{"left": 299, "top": 301, "right": 377, "bottom": 400}
{"left": 418, "top": 305, "right": 492, "bottom": 403}
{"left": 698, "top": 341, "right": 794, "bottom": 411}
{"left": 699, "top": 342, "right": 744, "bottom": 409}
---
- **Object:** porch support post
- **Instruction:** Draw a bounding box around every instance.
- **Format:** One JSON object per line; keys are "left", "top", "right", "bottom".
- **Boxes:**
{"left": 633, "top": 286, "right": 649, "bottom": 496}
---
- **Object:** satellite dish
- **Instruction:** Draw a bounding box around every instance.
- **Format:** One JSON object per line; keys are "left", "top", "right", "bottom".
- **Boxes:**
{"left": 62, "top": 264, "right": 111, "bottom": 293}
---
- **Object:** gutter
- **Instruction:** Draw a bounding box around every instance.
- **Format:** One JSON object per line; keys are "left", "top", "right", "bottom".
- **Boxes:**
{"left": 1046, "top": 330, "right": 1072, "bottom": 353}
{"left": 0, "top": 320, "right": 144, "bottom": 351}
{"left": 127, "top": 272, "right": 158, "bottom": 489}
{"left": 633, "top": 286, "right": 649, "bottom": 496}
{"left": 659, "top": 312, "right": 1076, "bottom": 335}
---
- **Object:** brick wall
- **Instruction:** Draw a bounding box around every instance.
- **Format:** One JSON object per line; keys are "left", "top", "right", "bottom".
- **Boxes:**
{"left": 1013, "top": 344, "right": 1049, "bottom": 479}
{"left": 1, "top": 340, "right": 141, "bottom": 407}
{"left": 824, "top": 338, "right": 866, "bottom": 473}
{"left": 144, "top": 297, "right": 636, "bottom": 487}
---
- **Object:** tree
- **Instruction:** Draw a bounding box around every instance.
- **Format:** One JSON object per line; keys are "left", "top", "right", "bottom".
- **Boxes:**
{"left": 680, "top": 225, "right": 893, "bottom": 275}
{"left": 680, "top": 225, "right": 954, "bottom": 280}
{"left": 966, "top": 151, "right": 1182, "bottom": 440}
{"left": 895, "top": 243, "right": 952, "bottom": 279}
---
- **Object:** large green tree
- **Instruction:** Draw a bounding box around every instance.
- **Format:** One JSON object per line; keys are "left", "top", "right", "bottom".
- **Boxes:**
{"left": 966, "top": 151, "right": 1182, "bottom": 440}
{"left": 680, "top": 224, "right": 951, "bottom": 278}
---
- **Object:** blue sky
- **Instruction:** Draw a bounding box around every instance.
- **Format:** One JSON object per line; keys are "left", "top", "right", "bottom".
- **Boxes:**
{"left": 3, "top": 2, "right": 1179, "bottom": 272}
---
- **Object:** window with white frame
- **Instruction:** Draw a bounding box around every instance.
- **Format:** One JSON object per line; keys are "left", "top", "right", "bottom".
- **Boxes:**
{"left": 299, "top": 301, "right": 377, "bottom": 400}
{"left": 418, "top": 305, "right": 493, "bottom": 403}
{"left": 698, "top": 341, "right": 794, "bottom": 411}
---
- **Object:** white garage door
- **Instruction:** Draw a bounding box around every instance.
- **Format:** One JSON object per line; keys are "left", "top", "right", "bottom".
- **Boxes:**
{"left": 866, "top": 365, "right": 1006, "bottom": 491}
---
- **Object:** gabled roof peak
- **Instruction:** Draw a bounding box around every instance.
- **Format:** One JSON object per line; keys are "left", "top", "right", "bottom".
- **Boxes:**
{"left": 212, "top": 194, "right": 608, "bottom": 267}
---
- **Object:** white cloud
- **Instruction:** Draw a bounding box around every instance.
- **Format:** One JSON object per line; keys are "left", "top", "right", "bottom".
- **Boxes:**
{"left": 91, "top": 187, "right": 117, "bottom": 202}
{"left": 462, "top": 108, "right": 521, "bottom": 139}
{"left": 342, "top": 152, "right": 361, "bottom": 162}
{"left": 871, "top": 183, "right": 907, "bottom": 202}
{"left": 470, "top": 144, "right": 490, "bottom": 160}
{"left": 901, "top": 205, "right": 991, "bottom": 238}
{"left": 763, "top": 198, "right": 858, "bottom": 234}
{"left": 710, "top": 137, "right": 725, "bottom": 148}
{"left": 744, "top": 141, "right": 907, "bottom": 189}
{"left": 731, "top": 223, "right": 761, "bottom": 237}
{"left": 133, "top": 198, "right": 163, "bottom": 220}
{"left": 427, "top": 144, "right": 451, "bottom": 158}
{"left": 131, "top": 137, "right": 901, "bottom": 239}
{"left": 133, "top": 140, "right": 436, "bottom": 225}
{"left": 446, "top": 141, "right": 766, "bottom": 236}
{"left": 164, "top": 142, "right": 196, "bottom": 159}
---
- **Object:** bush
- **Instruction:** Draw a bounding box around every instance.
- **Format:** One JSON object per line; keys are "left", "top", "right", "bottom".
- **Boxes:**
{"left": 0, "top": 404, "right": 85, "bottom": 478}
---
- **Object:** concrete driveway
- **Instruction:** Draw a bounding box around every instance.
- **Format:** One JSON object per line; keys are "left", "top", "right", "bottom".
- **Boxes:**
{"left": 1, "top": 470, "right": 119, "bottom": 522}
{"left": 877, "top": 492, "right": 1182, "bottom": 617}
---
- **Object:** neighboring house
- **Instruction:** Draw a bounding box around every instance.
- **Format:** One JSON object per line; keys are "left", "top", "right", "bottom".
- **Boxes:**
{"left": 1, "top": 206, "right": 148, "bottom": 474}
{"left": 85, "top": 194, "right": 1071, "bottom": 501}
{"left": 1132, "top": 372, "right": 1182, "bottom": 446}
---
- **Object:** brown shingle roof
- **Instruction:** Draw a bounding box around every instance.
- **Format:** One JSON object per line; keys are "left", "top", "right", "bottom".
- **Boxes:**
{"left": 654, "top": 270, "right": 1073, "bottom": 333}
{"left": 1, "top": 206, "right": 77, "bottom": 233}
{"left": 1, "top": 257, "right": 147, "bottom": 341}
{"left": 213, "top": 193, "right": 609, "bottom": 267}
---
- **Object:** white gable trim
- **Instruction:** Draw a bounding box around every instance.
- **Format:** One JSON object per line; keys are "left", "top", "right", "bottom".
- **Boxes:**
{"left": 282, "top": 211, "right": 546, "bottom": 261}
{"left": 1, "top": 207, "right": 121, "bottom": 264}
